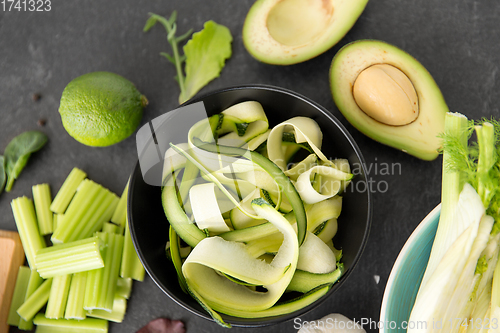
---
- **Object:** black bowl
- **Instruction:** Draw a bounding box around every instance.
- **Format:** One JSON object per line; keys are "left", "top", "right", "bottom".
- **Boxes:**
{"left": 128, "top": 85, "right": 371, "bottom": 327}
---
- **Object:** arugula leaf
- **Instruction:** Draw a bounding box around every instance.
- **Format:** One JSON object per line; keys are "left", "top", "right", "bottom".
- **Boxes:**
{"left": 4, "top": 131, "right": 48, "bottom": 192}
{"left": 0, "top": 155, "right": 5, "bottom": 195}
{"left": 180, "top": 21, "right": 232, "bottom": 104}
{"left": 144, "top": 13, "right": 232, "bottom": 105}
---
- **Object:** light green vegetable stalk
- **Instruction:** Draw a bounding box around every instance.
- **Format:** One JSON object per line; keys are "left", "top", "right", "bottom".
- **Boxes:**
{"left": 7, "top": 266, "right": 31, "bottom": 327}
{"left": 35, "top": 236, "right": 104, "bottom": 278}
{"left": 409, "top": 114, "right": 500, "bottom": 332}
{"left": 144, "top": 12, "right": 232, "bottom": 104}
{"left": 87, "top": 295, "right": 127, "bottom": 323}
{"left": 120, "top": 218, "right": 145, "bottom": 282}
{"left": 50, "top": 167, "right": 87, "bottom": 214}
{"left": 11, "top": 196, "right": 46, "bottom": 268}
{"left": 45, "top": 274, "right": 72, "bottom": 319}
{"left": 32, "top": 183, "right": 53, "bottom": 235}
{"left": 111, "top": 182, "right": 128, "bottom": 229}
{"left": 17, "top": 278, "right": 52, "bottom": 322}
{"left": 18, "top": 269, "right": 43, "bottom": 330}
{"left": 115, "top": 277, "right": 132, "bottom": 299}
{"left": 51, "top": 179, "right": 118, "bottom": 243}
{"left": 84, "top": 232, "right": 124, "bottom": 312}
{"left": 33, "top": 313, "right": 108, "bottom": 333}
{"left": 65, "top": 272, "right": 88, "bottom": 320}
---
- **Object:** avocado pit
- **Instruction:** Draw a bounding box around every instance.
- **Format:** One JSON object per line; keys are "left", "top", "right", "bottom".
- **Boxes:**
{"left": 266, "top": 0, "right": 333, "bottom": 47}
{"left": 352, "top": 64, "right": 419, "bottom": 126}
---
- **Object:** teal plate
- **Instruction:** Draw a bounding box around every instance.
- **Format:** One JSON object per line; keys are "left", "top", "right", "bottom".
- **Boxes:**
{"left": 380, "top": 205, "right": 440, "bottom": 333}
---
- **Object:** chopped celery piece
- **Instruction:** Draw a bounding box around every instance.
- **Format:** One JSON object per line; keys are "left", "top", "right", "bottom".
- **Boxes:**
{"left": 65, "top": 272, "right": 88, "bottom": 320}
{"left": 103, "top": 195, "right": 120, "bottom": 227}
{"left": 35, "top": 236, "right": 104, "bottom": 278}
{"left": 46, "top": 274, "right": 72, "bottom": 319}
{"left": 120, "top": 218, "right": 145, "bottom": 281}
{"left": 84, "top": 233, "right": 124, "bottom": 311}
{"left": 115, "top": 277, "right": 132, "bottom": 299}
{"left": 17, "top": 278, "right": 52, "bottom": 322}
{"left": 33, "top": 313, "right": 108, "bottom": 332}
{"left": 102, "top": 222, "right": 120, "bottom": 234}
{"left": 11, "top": 196, "right": 46, "bottom": 268}
{"left": 18, "top": 269, "right": 43, "bottom": 330}
{"left": 52, "top": 213, "right": 61, "bottom": 233}
{"left": 32, "top": 184, "right": 53, "bottom": 235}
{"left": 78, "top": 191, "right": 119, "bottom": 241}
{"left": 88, "top": 295, "right": 127, "bottom": 323}
{"left": 50, "top": 167, "right": 87, "bottom": 214}
{"left": 7, "top": 266, "right": 31, "bottom": 326}
{"left": 51, "top": 180, "right": 118, "bottom": 243}
{"left": 111, "top": 182, "right": 128, "bottom": 228}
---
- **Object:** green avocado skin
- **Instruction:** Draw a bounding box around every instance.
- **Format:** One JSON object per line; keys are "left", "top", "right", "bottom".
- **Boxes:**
{"left": 330, "top": 40, "right": 448, "bottom": 161}
{"left": 242, "top": 0, "right": 369, "bottom": 65}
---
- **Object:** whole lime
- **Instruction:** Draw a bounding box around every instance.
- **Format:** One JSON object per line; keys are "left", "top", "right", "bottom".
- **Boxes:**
{"left": 59, "top": 71, "right": 148, "bottom": 147}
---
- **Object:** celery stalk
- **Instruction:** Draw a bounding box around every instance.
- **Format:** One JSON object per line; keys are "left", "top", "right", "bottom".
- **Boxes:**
{"left": 75, "top": 190, "right": 119, "bottom": 241}
{"left": 102, "top": 222, "right": 119, "bottom": 234}
{"left": 120, "top": 218, "right": 145, "bottom": 281}
{"left": 18, "top": 269, "right": 43, "bottom": 330}
{"left": 84, "top": 233, "right": 124, "bottom": 311}
{"left": 17, "top": 278, "right": 52, "bottom": 322}
{"left": 99, "top": 233, "right": 124, "bottom": 311}
{"left": 111, "top": 182, "right": 128, "bottom": 228}
{"left": 33, "top": 313, "right": 108, "bottom": 332}
{"left": 52, "top": 213, "right": 59, "bottom": 233}
{"left": 83, "top": 235, "right": 106, "bottom": 311}
{"left": 11, "top": 197, "right": 46, "bottom": 268}
{"left": 115, "top": 277, "right": 132, "bottom": 299}
{"left": 35, "top": 236, "right": 104, "bottom": 278}
{"left": 65, "top": 271, "right": 88, "bottom": 320}
{"left": 45, "top": 274, "right": 72, "bottom": 319}
{"left": 7, "top": 266, "right": 31, "bottom": 326}
{"left": 50, "top": 167, "right": 87, "bottom": 214}
{"left": 87, "top": 295, "right": 127, "bottom": 323}
{"left": 103, "top": 195, "right": 120, "bottom": 227}
{"left": 32, "top": 184, "right": 53, "bottom": 235}
{"left": 51, "top": 179, "right": 101, "bottom": 243}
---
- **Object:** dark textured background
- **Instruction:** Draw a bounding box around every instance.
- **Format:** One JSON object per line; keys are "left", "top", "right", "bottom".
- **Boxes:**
{"left": 1, "top": 0, "right": 499, "bottom": 332}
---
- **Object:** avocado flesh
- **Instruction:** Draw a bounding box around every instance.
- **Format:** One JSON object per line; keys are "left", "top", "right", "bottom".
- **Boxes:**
{"left": 330, "top": 40, "right": 448, "bottom": 160}
{"left": 243, "top": 0, "right": 369, "bottom": 65}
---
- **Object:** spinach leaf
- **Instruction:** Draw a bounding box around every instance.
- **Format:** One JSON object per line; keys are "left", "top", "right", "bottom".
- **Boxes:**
{"left": 0, "top": 155, "right": 5, "bottom": 195}
{"left": 4, "top": 131, "right": 48, "bottom": 192}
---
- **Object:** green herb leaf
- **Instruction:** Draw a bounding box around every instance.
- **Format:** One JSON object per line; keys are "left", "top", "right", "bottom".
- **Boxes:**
{"left": 0, "top": 155, "right": 5, "bottom": 195}
{"left": 161, "top": 52, "right": 176, "bottom": 65}
{"left": 179, "top": 21, "right": 232, "bottom": 104}
{"left": 167, "top": 10, "right": 177, "bottom": 26}
{"left": 143, "top": 16, "right": 158, "bottom": 32}
{"left": 176, "top": 29, "right": 194, "bottom": 44}
{"left": 4, "top": 131, "right": 48, "bottom": 192}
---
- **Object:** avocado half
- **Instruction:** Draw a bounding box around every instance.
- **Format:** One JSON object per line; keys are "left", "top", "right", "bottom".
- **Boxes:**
{"left": 243, "top": 0, "right": 369, "bottom": 65}
{"left": 330, "top": 40, "right": 448, "bottom": 160}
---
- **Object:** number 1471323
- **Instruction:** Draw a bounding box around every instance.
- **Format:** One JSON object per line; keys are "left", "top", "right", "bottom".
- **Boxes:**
{"left": 2, "top": 0, "right": 51, "bottom": 11}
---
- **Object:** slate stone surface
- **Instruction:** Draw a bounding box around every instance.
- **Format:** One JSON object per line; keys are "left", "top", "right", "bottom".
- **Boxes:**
{"left": 1, "top": 0, "right": 499, "bottom": 332}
